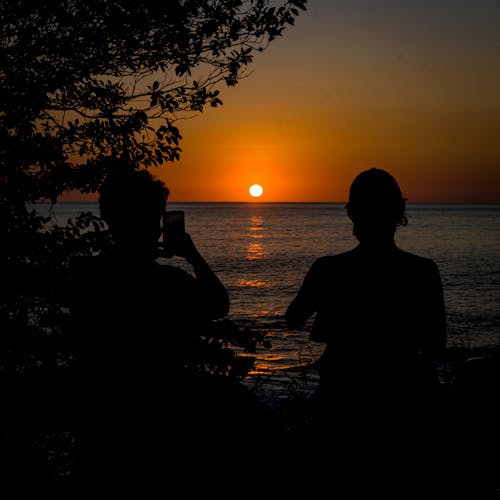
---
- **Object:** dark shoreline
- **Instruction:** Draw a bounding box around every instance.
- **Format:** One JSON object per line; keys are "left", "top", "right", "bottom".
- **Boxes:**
{"left": 246, "top": 342, "right": 500, "bottom": 400}
{"left": 1, "top": 341, "right": 499, "bottom": 485}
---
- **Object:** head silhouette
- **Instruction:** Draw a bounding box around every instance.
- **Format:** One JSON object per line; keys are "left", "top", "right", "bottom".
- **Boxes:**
{"left": 345, "top": 168, "right": 407, "bottom": 244}
{"left": 99, "top": 169, "right": 170, "bottom": 255}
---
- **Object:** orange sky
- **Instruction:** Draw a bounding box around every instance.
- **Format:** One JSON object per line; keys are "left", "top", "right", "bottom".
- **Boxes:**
{"left": 68, "top": 0, "right": 500, "bottom": 203}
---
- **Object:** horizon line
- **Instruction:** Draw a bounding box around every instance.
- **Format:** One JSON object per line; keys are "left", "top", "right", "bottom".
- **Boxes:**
{"left": 38, "top": 199, "right": 500, "bottom": 204}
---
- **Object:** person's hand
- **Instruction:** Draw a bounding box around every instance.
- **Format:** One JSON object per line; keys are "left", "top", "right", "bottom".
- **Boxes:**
{"left": 174, "top": 232, "right": 201, "bottom": 264}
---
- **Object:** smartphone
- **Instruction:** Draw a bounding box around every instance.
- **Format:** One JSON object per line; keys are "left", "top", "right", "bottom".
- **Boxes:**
{"left": 162, "top": 210, "right": 185, "bottom": 258}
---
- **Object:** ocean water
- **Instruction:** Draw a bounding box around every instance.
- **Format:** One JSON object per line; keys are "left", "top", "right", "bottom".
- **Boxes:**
{"left": 34, "top": 201, "right": 500, "bottom": 394}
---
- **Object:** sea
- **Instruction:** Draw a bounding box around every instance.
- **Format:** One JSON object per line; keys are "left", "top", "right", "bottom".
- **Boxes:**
{"left": 33, "top": 201, "right": 500, "bottom": 399}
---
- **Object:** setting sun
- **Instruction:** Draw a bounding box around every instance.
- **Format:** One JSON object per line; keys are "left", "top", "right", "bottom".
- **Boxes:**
{"left": 249, "top": 184, "right": 264, "bottom": 198}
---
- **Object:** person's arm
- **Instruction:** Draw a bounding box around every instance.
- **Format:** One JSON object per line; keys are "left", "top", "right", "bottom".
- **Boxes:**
{"left": 177, "top": 233, "right": 230, "bottom": 319}
{"left": 285, "top": 258, "right": 323, "bottom": 330}
{"left": 421, "top": 260, "right": 447, "bottom": 357}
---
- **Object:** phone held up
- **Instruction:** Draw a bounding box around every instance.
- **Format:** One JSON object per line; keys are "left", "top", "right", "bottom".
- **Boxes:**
{"left": 162, "top": 210, "right": 185, "bottom": 258}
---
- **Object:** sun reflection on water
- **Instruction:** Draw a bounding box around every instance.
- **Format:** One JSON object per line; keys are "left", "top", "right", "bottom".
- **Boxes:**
{"left": 246, "top": 214, "right": 266, "bottom": 260}
{"left": 236, "top": 278, "right": 270, "bottom": 288}
{"left": 246, "top": 242, "right": 265, "bottom": 260}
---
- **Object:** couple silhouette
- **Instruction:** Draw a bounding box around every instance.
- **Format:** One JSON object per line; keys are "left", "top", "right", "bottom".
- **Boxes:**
{"left": 70, "top": 166, "right": 448, "bottom": 488}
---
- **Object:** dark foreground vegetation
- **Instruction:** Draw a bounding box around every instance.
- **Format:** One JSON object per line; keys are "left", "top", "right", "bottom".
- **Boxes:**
{"left": 1, "top": 0, "right": 306, "bottom": 486}
{"left": 1, "top": 322, "right": 499, "bottom": 495}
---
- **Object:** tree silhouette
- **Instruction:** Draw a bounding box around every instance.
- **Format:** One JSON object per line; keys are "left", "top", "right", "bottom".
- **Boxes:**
{"left": 1, "top": 0, "right": 306, "bottom": 203}
{"left": 0, "top": 0, "right": 307, "bottom": 367}
{"left": 0, "top": 2, "right": 307, "bottom": 478}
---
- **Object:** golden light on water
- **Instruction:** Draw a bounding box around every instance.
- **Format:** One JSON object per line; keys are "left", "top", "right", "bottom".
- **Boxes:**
{"left": 246, "top": 242, "right": 265, "bottom": 261}
{"left": 246, "top": 214, "right": 265, "bottom": 260}
{"left": 236, "top": 278, "right": 270, "bottom": 288}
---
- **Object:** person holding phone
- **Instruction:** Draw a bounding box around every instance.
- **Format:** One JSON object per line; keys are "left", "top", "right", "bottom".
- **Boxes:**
{"left": 162, "top": 210, "right": 185, "bottom": 258}
{"left": 70, "top": 167, "right": 229, "bottom": 483}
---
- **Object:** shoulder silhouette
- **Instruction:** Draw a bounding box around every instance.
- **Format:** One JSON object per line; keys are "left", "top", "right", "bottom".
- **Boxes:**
{"left": 69, "top": 167, "right": 231, "bottom": 484}
{"left": 286, "top": 167, "right": 447, "bottom": 406}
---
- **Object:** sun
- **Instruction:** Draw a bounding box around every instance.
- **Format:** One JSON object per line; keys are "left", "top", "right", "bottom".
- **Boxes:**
{"left": 249, "top": 184, "right": 264, "bottom": 198}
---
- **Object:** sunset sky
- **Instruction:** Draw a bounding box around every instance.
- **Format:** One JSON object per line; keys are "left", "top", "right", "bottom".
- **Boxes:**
{"left": 72, "top": 0, "right": 499, "bottom": 203}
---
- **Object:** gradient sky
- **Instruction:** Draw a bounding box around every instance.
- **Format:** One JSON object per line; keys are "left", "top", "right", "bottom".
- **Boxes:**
{"left": 79, "top": 0, "right": 500, "bottom": 203}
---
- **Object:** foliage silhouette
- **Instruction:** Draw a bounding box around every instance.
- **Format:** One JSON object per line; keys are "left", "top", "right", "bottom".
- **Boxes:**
{"left": 1, "top": 0, "right": 307, "bottom": 374}
{"left": 1, "top": 0, "right": 306, "bottom": 203}
{"left": 1, "top": 0, "right": 307, "bottom": 371}
{"left": 0, "top": 1, "right": 307, "bottom": 480}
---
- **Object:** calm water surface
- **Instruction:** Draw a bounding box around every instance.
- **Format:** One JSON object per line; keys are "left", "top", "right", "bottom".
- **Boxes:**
{"left": 36, "top": 202, "right": 500, "bottom": 394}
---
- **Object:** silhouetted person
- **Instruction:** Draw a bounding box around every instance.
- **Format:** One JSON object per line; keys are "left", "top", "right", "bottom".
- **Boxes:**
{"left": 70, "top": 169, "right": 230, "bottom": 484}
{"left": 285, "top": 168, "right": 449, "bottom": 491}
